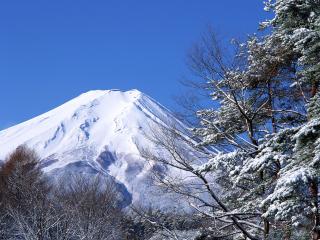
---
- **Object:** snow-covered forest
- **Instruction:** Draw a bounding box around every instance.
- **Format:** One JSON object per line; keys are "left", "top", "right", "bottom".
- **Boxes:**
{"left": 1, "top": 0, "right": 320, "bottom": 239}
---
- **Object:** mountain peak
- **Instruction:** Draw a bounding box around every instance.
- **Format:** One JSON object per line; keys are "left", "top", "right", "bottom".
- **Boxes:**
{"left": 0, "top": 89, "right": 185, "bottom": 208}
{"left": 0, "top": 89, "right": 154, "bottom": 159}
{"left": 66, "top": 89, "right": 143, "bottom": 108}
{"left": 79, "top": 88, "right": 142, "bottom": 97}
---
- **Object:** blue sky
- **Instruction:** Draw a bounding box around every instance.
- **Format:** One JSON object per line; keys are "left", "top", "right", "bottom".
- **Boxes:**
{"left": 0, "top": 1, "right": 270, "bottom": 130}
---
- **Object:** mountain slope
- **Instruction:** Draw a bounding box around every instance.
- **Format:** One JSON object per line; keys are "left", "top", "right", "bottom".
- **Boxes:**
{"left": 0, "top": 89, "right": 187, "bottom": 208}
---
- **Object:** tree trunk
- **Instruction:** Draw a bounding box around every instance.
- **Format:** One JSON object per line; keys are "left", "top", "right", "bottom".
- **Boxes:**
{"left": 267, "top": 81, "right": 277, "bottom": 134}
{"left": 310, "top": 179, "right": 320, "bottom": 240}
{"left": 311, "top": 81, "right": 319, "bottom": 98}
{"left": 263, "top": 219, "right": 270, "bottom": 239}
{"left": 259, "top": 170, "right": 270, "bottom": 239}
{"left": 246, "top": 119, "right": 258, "bottom": 147}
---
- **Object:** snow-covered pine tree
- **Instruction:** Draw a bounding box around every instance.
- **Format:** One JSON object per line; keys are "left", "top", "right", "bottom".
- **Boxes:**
{"left": 190, "top": 31, "right": 307, "bottom": 156}
{"left": 233, "top": 93, "right": 320, "bottom": 239}
{"left": 188, "top": 24, "right": 310, "bottom": 239}
{"left": 245, "top": 34, "right": 307, "bottom": 131}
{"left": 187, "top": 2, "right": 320, "bottom": 238}
{"left": 188, "top": 31, "right": 270, "bottom": 151}
{"left": 194, "top": 95, "right": 320, "bottom": 239}
{"left": 145, "top": 1, "right": 320, "bottom": 239}
{"left": 263, "top": 0, "right": 320, "bottom": 97}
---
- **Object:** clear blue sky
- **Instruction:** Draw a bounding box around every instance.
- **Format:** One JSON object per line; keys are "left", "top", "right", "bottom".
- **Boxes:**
{"left": 0, "top": 0, "right": 270, "bottom": 130}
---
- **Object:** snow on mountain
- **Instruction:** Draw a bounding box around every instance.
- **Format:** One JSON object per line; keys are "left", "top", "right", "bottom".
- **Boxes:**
{"left": 0, "top": 89, "right": 188, "bottom": 208}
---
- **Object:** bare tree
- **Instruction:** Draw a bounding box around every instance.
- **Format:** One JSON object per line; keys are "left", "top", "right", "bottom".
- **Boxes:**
{"left": 130, "top": 205, "right": 201, "bottom": 240}
{"left": 0, "top": 147, "right": 127, "bottom": 240}
{"left": 0, "top": 145, "right": 58, "bottom": 240}
{"left": 53, "top": 174, "right": 125, "bottom": 240}
{"left": 137, "top": 123, "right": 263, "bottom": 240}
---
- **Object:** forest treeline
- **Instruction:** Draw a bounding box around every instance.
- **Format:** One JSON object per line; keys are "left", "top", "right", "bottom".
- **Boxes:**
{"left": 1, "top": 0, "right": 320, "bottom": 239}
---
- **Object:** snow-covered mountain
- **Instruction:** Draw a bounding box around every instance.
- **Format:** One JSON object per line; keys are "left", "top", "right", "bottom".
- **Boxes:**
{"left": 0, "top": 89, "right": 188, "bottom": 208}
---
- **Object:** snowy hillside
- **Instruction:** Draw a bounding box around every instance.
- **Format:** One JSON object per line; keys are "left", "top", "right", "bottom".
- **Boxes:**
{"left": 0, "top": 89, "right": 188, "bottom": 208}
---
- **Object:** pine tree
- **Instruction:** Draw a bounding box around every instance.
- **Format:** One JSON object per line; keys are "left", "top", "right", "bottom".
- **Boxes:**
{"left": 190, "top": 31, "right": 307, "bottom": 155}
{"left": 232, "top": 93, "right": 320, "bottom": 239}
{"left": 263, "top": 0, "right": 320, "bottom": 96}
{"left": 188, "top": 1, "right": 320, "bottom": 238}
